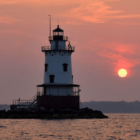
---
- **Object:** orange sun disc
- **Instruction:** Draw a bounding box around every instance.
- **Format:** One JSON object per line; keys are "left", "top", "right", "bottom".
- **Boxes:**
{"left": 118, "top": 69, "right": 127, "bottom": 77}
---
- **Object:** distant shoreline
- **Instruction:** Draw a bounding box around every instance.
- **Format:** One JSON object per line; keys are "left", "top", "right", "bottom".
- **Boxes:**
{"left": 81, "top": 101, "right": 140, "bottom": 113}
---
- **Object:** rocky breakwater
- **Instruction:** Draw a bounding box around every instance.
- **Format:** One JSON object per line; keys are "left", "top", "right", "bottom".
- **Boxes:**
{"left": 0, "top": 107, "right": 108, "bottom": 119}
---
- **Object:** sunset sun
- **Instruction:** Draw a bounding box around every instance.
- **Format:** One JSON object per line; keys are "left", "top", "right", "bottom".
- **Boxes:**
{"left": 118, "top": 69, "right": 127, "bottom": 77}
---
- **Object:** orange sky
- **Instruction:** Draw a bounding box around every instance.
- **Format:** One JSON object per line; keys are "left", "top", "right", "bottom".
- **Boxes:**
{"left": 0, "top": 0, "right": 140, "bottom": 103}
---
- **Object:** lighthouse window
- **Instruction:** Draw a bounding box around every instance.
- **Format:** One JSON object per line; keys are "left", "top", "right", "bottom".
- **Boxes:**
{"left": 45, "top": 64, "right": 48, "bottom": 72}
{"left": 63, "top": 63, "right": 68, "bottom": 72}
{"left": 50, "top": 75, "right": 55, "bottom": 83}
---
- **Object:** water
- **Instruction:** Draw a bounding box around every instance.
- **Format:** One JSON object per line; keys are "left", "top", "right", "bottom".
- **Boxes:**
{"left": 0, "top": 114, "right": 140, "bottom": 140}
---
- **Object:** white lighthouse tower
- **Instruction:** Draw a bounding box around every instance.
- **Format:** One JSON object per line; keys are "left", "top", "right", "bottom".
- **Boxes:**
{"left": 36, "top": 25, "right": 80, "bottom": 110}
{"left": 43, "top": 25, "right": 74, "bottom": 95}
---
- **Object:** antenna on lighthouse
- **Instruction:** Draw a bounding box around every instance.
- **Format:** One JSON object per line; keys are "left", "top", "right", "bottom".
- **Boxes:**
{"left": 48, "top": 15, "right": 51, "bottom": 36}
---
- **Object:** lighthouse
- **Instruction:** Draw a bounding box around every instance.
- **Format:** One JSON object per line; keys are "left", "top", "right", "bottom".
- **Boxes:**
{"left": 9, "top": 24, "right": 108, "bottom": 119}
{"left": 10, "top": 25, "right": 80, "bottom": 110}
{"left": 36, "top": 25, "right": 80, "bottom": 110}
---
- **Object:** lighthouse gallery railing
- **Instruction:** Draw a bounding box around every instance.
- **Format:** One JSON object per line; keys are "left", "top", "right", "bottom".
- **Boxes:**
{"left": 41, "top": 46, "right": 75, "bottom": 52}
{"left": 12, "top": 92, "right": 43, "bottom": 106}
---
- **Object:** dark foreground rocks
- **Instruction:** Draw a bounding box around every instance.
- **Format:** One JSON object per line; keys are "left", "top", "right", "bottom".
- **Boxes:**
{"left": 0, "top": 108, "right": 108, "bottom": 119}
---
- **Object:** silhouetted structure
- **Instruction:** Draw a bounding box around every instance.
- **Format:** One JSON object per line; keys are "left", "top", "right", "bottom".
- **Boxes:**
{"left": 10, "top": 25, "right": 80, "bottom": 110}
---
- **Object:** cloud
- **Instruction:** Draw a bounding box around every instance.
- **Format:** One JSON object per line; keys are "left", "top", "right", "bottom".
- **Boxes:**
{"left": 66, "top": 2, "right": 121, "bottom": 23}
{"left": 64, "top": 1, "right": 140, "bottom": 24}
{"left": 98, "top": 51, "right": 138, "bottom": 68}
{"left": 0, "top": 16, "right": 22, "bottom": 24}
{"left": 0, "top": 0, "right": 78, "bottom": 6}
{"left": 0, "top": 0, "right": 18, "bottom": 5}
{"left": 1, "top": 0, "right": 140, "bottom": 25}
{"left": 110, "top": 15, "right": 140, "bottom": 19}
{"left": 113, "top": 44, "right": 135, "bottom": 54}
{"left": 97, "top": 43, "right": 140, "bottom": 69}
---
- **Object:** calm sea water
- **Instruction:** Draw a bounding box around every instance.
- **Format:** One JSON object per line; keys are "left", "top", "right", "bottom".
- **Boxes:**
{"left": 0, "top": 114, "right": 140, "bottom": 140}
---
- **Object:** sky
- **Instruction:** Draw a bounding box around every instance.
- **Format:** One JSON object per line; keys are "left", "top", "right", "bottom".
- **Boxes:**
{"left": 0, "top": 0, "right": 140, "bottom": 104}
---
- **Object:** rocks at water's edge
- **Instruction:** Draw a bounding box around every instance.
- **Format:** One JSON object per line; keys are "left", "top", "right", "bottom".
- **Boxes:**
{"left": 0, "top": 107, "right": 108, "bottom": 119}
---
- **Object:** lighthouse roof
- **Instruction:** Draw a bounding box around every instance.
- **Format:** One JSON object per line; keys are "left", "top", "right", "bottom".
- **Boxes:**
{"left": 53, "top": 25, "right": 63, "bottom": 32}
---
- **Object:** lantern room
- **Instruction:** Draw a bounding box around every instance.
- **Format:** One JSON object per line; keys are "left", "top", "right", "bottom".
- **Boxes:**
{"left": 49, "top": 25, "right": 68, "bottom": 41}
{"left": 53, "top": 25, "right": 64, "bottom": 36}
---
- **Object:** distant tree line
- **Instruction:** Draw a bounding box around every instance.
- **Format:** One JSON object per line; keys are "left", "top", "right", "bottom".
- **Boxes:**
{"left": 0, "top": 104, "right": 10, "bottom": 110}
{"left": 81, "top": 101, "right": 140, "bottom": 113}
